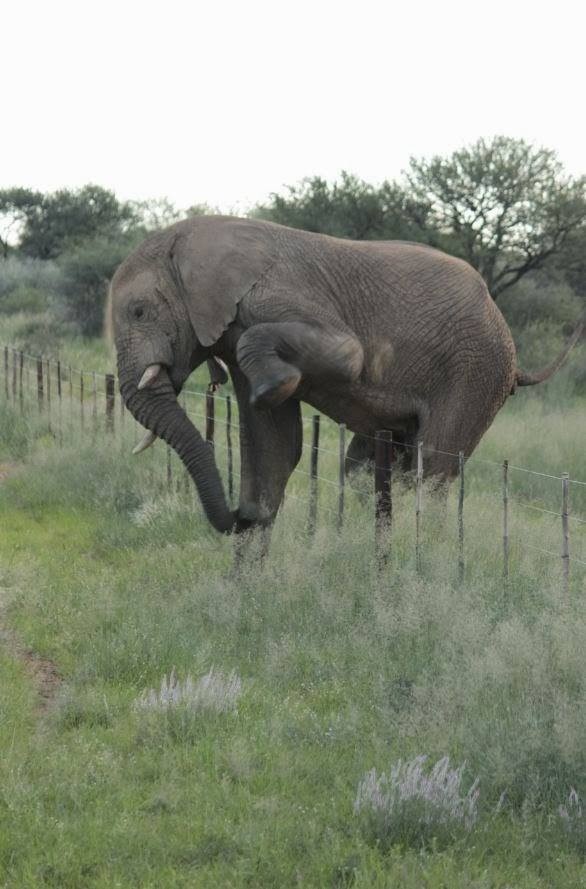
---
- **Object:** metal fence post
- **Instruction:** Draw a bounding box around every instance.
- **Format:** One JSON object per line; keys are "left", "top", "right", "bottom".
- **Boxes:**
{"left": 415, "top": 440, "right": 423, "bottom": 573}
{"left": 375, "top": 430, "right": 393, "bottom": 564}
{"left": 308, "top": 414, "right": 320, "bottom": 536}
{"left": 503, "top": 459, "right": 509, "bottom": 588}
{"left": 562, "top": 472, "right": 570, "bottom": 602}
{"left": 337, "top": 423, "right": 346, "bottom": 532}
{"left": 458, "top": 451, "right": 465, "bottom": 583}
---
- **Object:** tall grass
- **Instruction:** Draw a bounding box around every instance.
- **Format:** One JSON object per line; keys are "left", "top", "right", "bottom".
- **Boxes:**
{"left": 1, "top": 331, "right": 586, "bottom": 884}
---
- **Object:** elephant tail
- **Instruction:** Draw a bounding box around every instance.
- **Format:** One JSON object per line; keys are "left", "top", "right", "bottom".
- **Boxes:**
{"left": 515, "top": 315, "right": 585, "bottom": 388}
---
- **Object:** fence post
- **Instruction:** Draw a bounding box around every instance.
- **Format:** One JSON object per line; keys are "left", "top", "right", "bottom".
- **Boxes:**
{"left": 206, "top": 386, "right": 215, "bottom": 450}
{"left": 92, "top": 371, "right": 98, "bottom": 435}
{"left": 105, "top": 374, "right": 115, "bottom": 433}
{"left": 337, "top": 423, "right": 346, "bottom": 532}
{"left": 19, "top": 351, "right": 24, "bottom": 413}
{"left": 80, "top": 372, "right": 84, "bottom": 433}
{"left": 562, "top": 472, "right": 570, "bottom": 602}
{"left": 3, "top": 347, "right": 8, "bottom": 400}
{"left": 37, "top": 357, "right": 43, "bottom": 411}
{"left": 68, "top": 365, "right": 73, "bottom": 438}
{"left": 167, "top": 447, "right": 172, "bottom": 490}
{"left": 56, "top": 360, "right": 62, "bottom": 445}
{"left": 226, "top": 393, "right": 234, "bottom": 504}
{"left": 458, "top": 451, "right": 465, "bottom": 583}
{"left": 12, "top": 349, "right": 17, "bottom": 402}
{"left": 374, "top": 430, "right": 393, "bottom": 564}
{"left": 503, "top": 459, "right": 509, "bottom": 588}
{"left": 46, "top": 359, "right": 52, "bottom": 433}
{"left": 308, "top": 414, "right": 320, "bottom": 536}
{"left": 415, "top": 440, "right": 423, "bottom": 573}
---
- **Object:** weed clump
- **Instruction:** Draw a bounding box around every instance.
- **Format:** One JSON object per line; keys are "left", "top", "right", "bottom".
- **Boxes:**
{"left": 354, "top": 755, "right": 480, "bottom": 850}
{"left": 135, "top": 667, "right": 242, "bottom": 714}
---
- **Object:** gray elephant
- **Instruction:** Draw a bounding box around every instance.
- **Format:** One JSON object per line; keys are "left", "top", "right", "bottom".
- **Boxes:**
{"left": 110, "top": 215, "right": 582, "bottom": 535}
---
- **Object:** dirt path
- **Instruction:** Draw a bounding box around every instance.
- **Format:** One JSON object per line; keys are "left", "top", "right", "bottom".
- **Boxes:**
{"left": 0, "top": 462, "right": 62, "bottom": 714}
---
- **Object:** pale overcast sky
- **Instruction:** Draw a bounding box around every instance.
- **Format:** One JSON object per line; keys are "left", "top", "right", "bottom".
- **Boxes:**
{"left": 4, "top": 0, "right": 585, "bottom": 212}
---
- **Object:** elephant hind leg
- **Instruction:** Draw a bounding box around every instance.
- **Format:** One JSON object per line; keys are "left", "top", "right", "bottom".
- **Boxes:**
{"left": 237, "top": 321, "right": 364, "bottom": 408}
{"left": 417, "top": 395, "right": 493, "bottom": 482}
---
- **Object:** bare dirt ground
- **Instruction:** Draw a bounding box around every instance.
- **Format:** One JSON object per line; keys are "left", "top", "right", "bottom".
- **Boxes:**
{"left": 0, "top": 462, "right": 61, "bottom": 713}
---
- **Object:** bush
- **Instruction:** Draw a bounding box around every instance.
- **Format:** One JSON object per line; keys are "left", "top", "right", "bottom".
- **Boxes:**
{"left": 56, "top": 235, "right": 137, "bottom": 337}
{"left": 0, "top": 256, "right": 64, "bottom": 314}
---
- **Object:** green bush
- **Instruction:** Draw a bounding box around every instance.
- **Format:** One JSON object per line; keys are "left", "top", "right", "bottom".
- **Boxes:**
{"left": 0, "top": 285, "right": 48, "bottom": 315}
{"left": 55, "top": 235, "right": 138, "bottom": 337}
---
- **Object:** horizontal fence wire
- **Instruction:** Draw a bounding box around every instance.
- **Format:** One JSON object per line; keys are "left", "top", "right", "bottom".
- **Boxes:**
{"left": 2, "top": 344, "right": 586, "bottom": 588}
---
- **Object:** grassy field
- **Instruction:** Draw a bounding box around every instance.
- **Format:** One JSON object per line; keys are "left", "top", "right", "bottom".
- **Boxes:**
{"left": 1, "top": 323, "right": 586, "bottom": 886}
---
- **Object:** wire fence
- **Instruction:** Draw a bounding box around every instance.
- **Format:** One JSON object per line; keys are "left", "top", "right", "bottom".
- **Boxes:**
{"left": 2, "top": 344, "right": 586, "bottom": 595}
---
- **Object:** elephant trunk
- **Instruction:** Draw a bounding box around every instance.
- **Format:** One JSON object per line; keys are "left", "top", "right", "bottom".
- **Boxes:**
{"left": 118, "top": 362, "right": 236, "bottom": 534}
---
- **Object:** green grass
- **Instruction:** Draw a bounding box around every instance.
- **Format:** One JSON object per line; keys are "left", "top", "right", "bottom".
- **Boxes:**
{"left": 1, "top": 320, "right": 586, "bottom": 886}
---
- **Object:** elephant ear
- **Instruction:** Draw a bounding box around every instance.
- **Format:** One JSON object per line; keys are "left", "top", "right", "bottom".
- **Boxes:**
{"left": 169, "top": 218, "right": 276, "bottom": 348}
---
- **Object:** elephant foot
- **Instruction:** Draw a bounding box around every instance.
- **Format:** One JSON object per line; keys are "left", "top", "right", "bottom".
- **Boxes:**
{"left": 250, "top": 371, "right": 301, "bottom": 408}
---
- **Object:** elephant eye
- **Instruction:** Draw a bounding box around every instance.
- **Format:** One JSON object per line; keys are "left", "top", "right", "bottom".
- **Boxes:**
{"left": 134, "top": 305, "right": 145, "bottom": 319}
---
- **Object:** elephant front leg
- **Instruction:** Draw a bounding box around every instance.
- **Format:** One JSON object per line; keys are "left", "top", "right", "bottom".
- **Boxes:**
{"left": 231, "top": 366, "right": 302, "bottom": 533}
{"left": 236, "top": 321, "right": 364, "bottom": 408}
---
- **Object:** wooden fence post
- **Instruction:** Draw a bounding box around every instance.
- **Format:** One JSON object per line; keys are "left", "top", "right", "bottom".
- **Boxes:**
{"left": 12, "top": 349, "right": 17, "bottom": 401}
{"left": 308, "top": 414, "right": 320, "bottom": 536}
{"left": 503, "top": 459, "right": 509, "bottom": 587}
{"left": 562, "top": 472, "right": 570, "bottom": 602}
{"left": 167, "top": 447, "right": 172, "bottom": 490}
{"left": 37, "top": 357, "right": 43, "bottom": 411}
{"left": 105, "top": 374, "right": 115, "bottom": 433}
{"left": 80, "top": 372, "right": 84, "bottom": 433}
{"left": 458, "top": 451, "right": 465, "bottom": 583}
{"left": 56, "top": 360, "right": 62, "bottom": 445}
{"left": 92, "top": 371, "right": 98, "bottom": 434}
{"left": 206, "top": 387, "right": 215, "bottom": 449}
{"left": 226, "top": 394, "right": 234, "bottom": 503}
{"left": 46, "top": 359, "right": 51, "bottom": 433}
{"left": 415, "top": 440, "right": 423, "bottom": 573}
{"left": 337, "top": 423, "right": 346, "bottom": 531}
{"left": 19, "top": 351, "right": 24, "bottom": 412}
{"left": 374, "top": 430, "right": 393, "bottom": 563}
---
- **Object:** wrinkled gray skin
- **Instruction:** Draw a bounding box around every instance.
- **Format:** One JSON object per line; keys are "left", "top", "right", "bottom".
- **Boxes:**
{"left": 110, "top": 215, "right": 582, "bottom": 537}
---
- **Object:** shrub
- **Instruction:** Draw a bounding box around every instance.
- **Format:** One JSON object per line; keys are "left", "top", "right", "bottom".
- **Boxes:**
{"left": 55, "top": 235, "right": 137, "bottom": 337}
{"left": 0, "top": 256, "right": 63, "bottom": 312}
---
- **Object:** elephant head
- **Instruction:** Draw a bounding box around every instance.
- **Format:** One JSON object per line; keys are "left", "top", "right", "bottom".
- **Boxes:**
{"left": 110, "top": 216, "right": 275, "bottom": 534}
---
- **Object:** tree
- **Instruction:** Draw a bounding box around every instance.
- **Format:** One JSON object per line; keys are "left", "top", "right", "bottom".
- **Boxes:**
{"left": 404, "top": 137, "right": 586, "bottom": 297}
{"left": 16, "top": 185, "right": 137, "bottom": 260}
{"left": 255, "top": 172, "right": 432, "bottom": 242}
{"left": 130, "top": 197, "right": 182, "bottom": 233}
{"left": 0, "top": 188, "right": 43, "bottom": 258}
{"left": 56, "top": 234, "right": 138, "bottom": 337}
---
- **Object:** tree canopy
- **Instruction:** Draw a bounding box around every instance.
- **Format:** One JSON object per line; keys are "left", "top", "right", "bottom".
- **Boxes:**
{"left": 256, "top": 137, "right": 586, "bottom": 299}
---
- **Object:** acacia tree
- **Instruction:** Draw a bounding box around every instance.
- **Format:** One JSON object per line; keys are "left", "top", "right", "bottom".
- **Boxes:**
{"left": 255, "top": 171, "right": 433, "bottom": 242}
{"left": 404, "top": 137, "right": 586, "bottom": 297}
{"left": 16, "top": 185, "right": 137, "bottom": 259}
{"left": 0, "top": 188, "right": 43, "bottom": 258}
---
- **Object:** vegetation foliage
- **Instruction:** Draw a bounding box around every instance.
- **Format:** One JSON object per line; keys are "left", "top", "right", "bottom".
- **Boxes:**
{"left": 0, "top": 135, "right": 585, "bottom": 885}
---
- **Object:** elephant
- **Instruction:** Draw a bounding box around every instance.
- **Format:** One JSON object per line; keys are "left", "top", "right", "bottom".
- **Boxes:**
{"left": 110, "top": 215, "right": 583, "bottom": 536}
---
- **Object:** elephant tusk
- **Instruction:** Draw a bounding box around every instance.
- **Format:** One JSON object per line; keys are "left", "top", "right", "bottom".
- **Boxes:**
{"left": 137, "top": 364, "right": 162, "bottom": 390}
{"left": 132, "top": 430, "right": 157, "bottom": 455}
